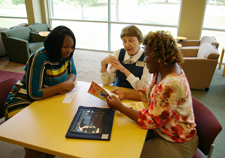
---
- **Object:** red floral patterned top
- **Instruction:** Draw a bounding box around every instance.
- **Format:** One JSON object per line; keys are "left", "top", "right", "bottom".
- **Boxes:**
{"left": 138, "top": 67, "right": 197, "bottom": 143}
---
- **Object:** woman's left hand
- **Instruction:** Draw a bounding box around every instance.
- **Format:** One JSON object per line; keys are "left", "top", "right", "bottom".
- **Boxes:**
{"left": 59, "top": 90, "right": 69, "bottom": 95}
{"left": 110, "top": 62, "right": 123, "bottom": 72}
{"left": 106, "top": 95, "right": 123, "bottom": 111}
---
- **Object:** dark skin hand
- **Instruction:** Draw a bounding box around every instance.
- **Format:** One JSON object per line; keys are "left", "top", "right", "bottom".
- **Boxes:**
{"left": 106, "top": 89, "right": 141, "bottom": 123}
{"left": 43, "top": 73, "right": 76, "bottom": 98}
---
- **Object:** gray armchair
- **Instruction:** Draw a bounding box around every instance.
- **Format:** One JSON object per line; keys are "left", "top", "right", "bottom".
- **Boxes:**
{"left": 28, "top": 23, "right": 50, "bottom": 42}
{"left": 28, "top": 23, "right": 49, "bottom": 32}
{"left": 1, "top": 27, "right": 44, "bottom": 64}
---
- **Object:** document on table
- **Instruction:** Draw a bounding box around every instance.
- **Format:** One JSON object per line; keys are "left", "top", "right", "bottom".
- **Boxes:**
{"left": 63, "top": 86, "right": 81, "bottom": 103}
{"left": 117, "top": 102, "right": 145, "bottom": 115}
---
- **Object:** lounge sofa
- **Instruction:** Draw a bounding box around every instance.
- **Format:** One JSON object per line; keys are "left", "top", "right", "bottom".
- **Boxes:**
{"left": 1, "top": 23, "right": 49, "bottom": 64}
{"left": 180, "top": 43, "right": 220, "bottom": 91}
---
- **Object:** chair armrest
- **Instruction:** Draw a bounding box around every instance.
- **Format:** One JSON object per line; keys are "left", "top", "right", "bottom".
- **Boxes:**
{"left": 30, "top": 32, "right": 45, "bottom": 42}
{"left": 179, "top": 47, "right": 199, "bottom": 57}
{"left": 1, "top": 36, "right": 29, "bottom": 64}
{"left": 198, "top": 43, "right": 219, "bottom": 59}
{"left": 207, "top": 53, "right": 219, "bottom": 59}
{"left": 178, "top": 40, "right": 200, "bottom": 47}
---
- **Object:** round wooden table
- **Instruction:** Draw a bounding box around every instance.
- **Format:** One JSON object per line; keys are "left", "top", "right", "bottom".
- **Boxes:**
{"left": 39, "top": 31, "right": 50, "bottom": 37}
{"left": 176, "top": 36, "right": 187, "bottom": 41}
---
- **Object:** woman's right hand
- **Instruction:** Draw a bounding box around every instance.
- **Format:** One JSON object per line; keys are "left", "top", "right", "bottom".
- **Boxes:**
{"left": 102, "top": 55, "right": 117, "bottom": 65}
{"left": 101, "top": 55, "right": 120, "bottom": 70}
{"left": 111, "top": 88, "right": 125, "bottom": 100}
{"left": 64, "top": 80, "right": 75, "bottom": 90}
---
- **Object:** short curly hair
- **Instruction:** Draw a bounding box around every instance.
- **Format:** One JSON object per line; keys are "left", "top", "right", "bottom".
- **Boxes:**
{"left": 120, "top": 25, "right": 143, "bottom": 43}
{"left": 143, "top": 30, "right": 183, "bottom": 65}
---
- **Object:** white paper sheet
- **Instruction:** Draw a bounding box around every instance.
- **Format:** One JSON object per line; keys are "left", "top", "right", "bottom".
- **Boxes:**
{"left": 104, "top": 88, "right": 119, "bottom": 98}
{"left": 62, "top": 85, "right": 81, "bottom": 103}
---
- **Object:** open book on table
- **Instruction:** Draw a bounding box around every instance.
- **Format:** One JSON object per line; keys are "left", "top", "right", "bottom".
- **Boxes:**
{"left": 87, "top": 81, "right": 118, "bottom": 101}
{"left": 117, "top": 102, "right": 145, "bottom": 115}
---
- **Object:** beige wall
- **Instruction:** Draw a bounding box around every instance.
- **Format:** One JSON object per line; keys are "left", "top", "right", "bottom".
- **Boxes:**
{"left": 178, "top": 0, "right": 207, "bottom": 40}
{"left": 25, "top": 0, "right": 49, "bottom": 26}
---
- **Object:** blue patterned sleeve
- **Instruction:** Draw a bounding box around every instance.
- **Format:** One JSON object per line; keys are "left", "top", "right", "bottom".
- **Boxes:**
{"left": 70, "top": 58, "right": 77, "bottom": 76}
{"left": 26, "top": 51, "right": 44, "bottom": 100}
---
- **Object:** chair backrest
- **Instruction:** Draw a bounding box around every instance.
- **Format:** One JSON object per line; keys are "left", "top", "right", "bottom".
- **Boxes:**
{"left": 0, "top": 78, "right": 17, "bottom": 118}
{"left": 1, "top": 27, "right": 31, "bottom": 41}
{"left": 192, "top": 97, "right": 222, "bottom": 156}
{"left": 200, "top": 36, "right": 219, "bottom": 49}
{"left": 28, "top": 23, "right": 49, "bottom": 32}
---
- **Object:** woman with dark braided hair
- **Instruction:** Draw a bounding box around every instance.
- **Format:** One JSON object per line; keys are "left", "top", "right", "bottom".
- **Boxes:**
{"left": 106, "top": 30, "right": 199, "bottom": 158}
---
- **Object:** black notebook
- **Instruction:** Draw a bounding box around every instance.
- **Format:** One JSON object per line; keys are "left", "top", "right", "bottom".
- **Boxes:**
{"left": 65, "top": 106, "right": 115, "bottom": 141}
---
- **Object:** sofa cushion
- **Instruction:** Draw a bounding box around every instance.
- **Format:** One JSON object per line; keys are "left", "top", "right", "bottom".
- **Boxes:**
{"left": 28, "top": 23, "right": 49, "bottom": 32}
{"left": 1, "top": 27, "right": 31, "bottom": 41}
{"left": 197, "top": 43, "right": 219, "bottom": 59}
{"left": 200, "top": 36, "right": 219, "bottom": 47}
{"left": 29, "top": 42, "right": 44, "bottom": 53}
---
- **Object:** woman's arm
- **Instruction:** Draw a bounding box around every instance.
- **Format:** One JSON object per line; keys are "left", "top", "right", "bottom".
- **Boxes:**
{"left": 58, "top": 73, "right": 76, "bottom": 95}
{"left": 42, "top": 80, "right": 75, "bottom": 99}
{"left": 101, "top": 50, "right": 120, "bottom": 85}
{"left": 67, "top": 73, "right": 76, "bottom": 82}
{"left": 111, "top": 88, "right": 141, "bottom": 100}
{"left": 106, "top": 95, "right": 139, "bottom": 123}
{"left": 126, "top": 65, "right": 153, "bottom": 90}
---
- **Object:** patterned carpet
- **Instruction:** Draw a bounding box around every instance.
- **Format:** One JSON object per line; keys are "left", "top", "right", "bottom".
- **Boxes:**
{"left": 0, "top": 70, "right": 23, "bottom": 82}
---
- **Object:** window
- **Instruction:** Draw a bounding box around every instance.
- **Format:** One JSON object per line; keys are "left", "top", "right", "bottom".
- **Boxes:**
{"left": 202, "top": 0, "right": 225, "bottom": 62}
{"left": 48, "top": 0, "right": 182, "bottom": 52}
{"left": 0, "top": 0, "right": 27, "bottom": 28}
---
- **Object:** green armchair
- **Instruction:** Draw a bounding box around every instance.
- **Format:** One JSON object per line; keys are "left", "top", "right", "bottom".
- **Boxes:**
{"left": 1, "top": 27, "right": 44, "bottom": 64}
{"left": 28, "top": 23, "right": 50, "bottom": 42}
{"left": 28, "top": 23, "right": 49, "bottom": 32}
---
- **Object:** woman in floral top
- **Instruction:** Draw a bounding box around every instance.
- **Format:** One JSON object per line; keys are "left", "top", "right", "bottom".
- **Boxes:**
{"left": 106, "top": 30, "right": 199, "bottom": 158}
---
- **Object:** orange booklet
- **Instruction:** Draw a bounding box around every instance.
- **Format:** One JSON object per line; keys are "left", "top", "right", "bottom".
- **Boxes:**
{"left": 88, "top": 81, "right": 115, "bottom": 101}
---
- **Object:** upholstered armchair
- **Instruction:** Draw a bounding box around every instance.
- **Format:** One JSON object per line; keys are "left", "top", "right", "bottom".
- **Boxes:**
{"left": 180, "top": 43, "right": 220, "bottom": 91}
{"left": 28, "top": 23, "right": 50, "bottom": 42}
{"left": 1, "top": 27, "right": 44, "bottom": 64}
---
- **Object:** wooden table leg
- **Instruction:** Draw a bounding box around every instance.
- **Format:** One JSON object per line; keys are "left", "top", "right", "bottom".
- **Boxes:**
{"left": 218, "top": 48, "right": 224, "bottom": 69}
{"left": 223, "top": 64, "right": 225, "bottom": 76}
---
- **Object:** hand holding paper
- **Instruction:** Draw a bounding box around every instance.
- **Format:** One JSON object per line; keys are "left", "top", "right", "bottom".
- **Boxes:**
{"left": 88, "top": 81, "right": 118, "bottom": 101}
